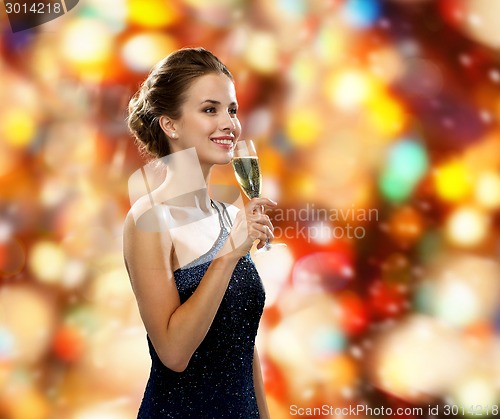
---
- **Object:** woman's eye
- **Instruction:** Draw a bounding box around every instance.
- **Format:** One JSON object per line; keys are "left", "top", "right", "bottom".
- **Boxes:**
{"left": 229, "top": 108, "right": 238, "bottom": 116}
{"left": 204, "top": 107, "right": 216, "bottom": 113}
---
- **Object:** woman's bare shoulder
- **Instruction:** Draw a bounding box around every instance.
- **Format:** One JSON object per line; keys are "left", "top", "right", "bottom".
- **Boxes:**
{"left": 123, "top": 198, "right": 174, "bottom": 273}
{"left": 125, "top": 195, "right": 171, "bottom": 237}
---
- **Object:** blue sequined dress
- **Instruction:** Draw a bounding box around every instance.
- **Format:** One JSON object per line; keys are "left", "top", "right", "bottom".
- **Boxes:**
{"left": 137, "top": 201, "right": 266, "bottom": 418}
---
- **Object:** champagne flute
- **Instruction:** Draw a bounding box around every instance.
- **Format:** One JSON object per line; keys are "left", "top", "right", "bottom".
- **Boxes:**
{"left": 231, "top": 139, "right": 286, "bottom": 254}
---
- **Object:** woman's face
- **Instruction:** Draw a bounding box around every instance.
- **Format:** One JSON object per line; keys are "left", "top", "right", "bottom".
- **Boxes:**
{"left": 169, "top": 73, "right": 241, "bottom": 166}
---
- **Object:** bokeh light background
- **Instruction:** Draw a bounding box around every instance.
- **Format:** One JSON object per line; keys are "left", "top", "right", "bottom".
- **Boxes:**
{"left": 1, "top": 0, "right": 500, "bottom": 418}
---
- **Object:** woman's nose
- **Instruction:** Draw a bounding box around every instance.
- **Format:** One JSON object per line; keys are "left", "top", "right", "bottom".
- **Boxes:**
{"left": 220, "top": 112, "right": 236, "bottom": 131}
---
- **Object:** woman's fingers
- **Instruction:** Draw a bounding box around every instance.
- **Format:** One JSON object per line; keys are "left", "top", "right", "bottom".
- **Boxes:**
{"left": 247, "top": 197, "right": 277, "bottom": 213}
{"left": 252, "top": 222, "right": 274, "bottom": 241}
{"left": 247, "top": 213, "right": 274, "bottom": 238}
{"left": 228, "top": 197, "right": 277, "bottom": 256}
{"left": 249, "top": 214, "right": 274, "bottom": 252}
{"left": 259, "top": 213, "right": 274, "bottom": 233}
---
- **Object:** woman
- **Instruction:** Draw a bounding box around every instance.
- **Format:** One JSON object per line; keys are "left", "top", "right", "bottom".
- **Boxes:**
{"left": 123, "top": 47, "right": 275, "bottom": 418}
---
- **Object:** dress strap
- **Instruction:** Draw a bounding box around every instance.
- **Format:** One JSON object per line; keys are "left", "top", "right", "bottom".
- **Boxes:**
{"left": 210, "top": 199, "right": 226, "bottom": 230}
{"left": 210, "top": 200, "right": 233, "bottom": 230}
{"left": 219, "top": 201, "right": 233, "bottom": 228}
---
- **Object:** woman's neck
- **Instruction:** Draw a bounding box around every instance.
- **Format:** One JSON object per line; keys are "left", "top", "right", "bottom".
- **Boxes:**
{"left": 157, "top": 148, "right": 213, "bottom": 212}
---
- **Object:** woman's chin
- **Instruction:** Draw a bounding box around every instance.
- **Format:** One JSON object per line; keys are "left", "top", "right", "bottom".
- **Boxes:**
{"left": 215, "top": 157, "right": 232, "bottom": 166}
{"left": 212, "top": 151, "right": 233, "bottom": 165}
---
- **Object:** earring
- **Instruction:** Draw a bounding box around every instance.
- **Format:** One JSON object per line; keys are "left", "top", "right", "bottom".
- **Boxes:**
{"left": 171, "top": 133, "right": 177, "bottom": 138}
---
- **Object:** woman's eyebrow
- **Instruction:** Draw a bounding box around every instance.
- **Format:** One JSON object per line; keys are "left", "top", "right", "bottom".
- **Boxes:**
{"left": 200, "top": 99, "right": 238, "bottom": 106}
{"left": 200, "top": 99, "right": 220, "bottom": 105}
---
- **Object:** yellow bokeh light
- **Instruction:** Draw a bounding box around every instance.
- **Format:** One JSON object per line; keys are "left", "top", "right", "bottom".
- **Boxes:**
{"left": 317, "top": 355, "right": 358, "bottom": 392}
{"left": 28, "top": 241, "right": 67, "bottom": 284}
{"left": 267, "top": 396, "right": 289, "bottom": 419}
{"left": 325, "top": 70, "right": 381, "bottom": 111}
{"left": 433, "top": 160, "right": 473, "bottom": 202}
{"left": 315, "top": 25, "right": 346, "bottom": 66}
{"left": 127, "top": 0, "right": 181, "bottom": 28}
{"left": 373, "top": 315, "right": 468, "bottom": 403}
{"left": 289, "top": 174, "right": 316, "bottom": 202}
{"left": 445, "top": 206, "right": 489, "bottom": 247}
{"left": 182, "top": 0, "right": 241, "bottom": 9}
{"left": 0, "top": 286, "right": 56, "bottom": 364}
{"left": 284, "top": 108, "right": 323, "bottom": 147}
{"left": 4, "top": 387, "right": 50, "bottom": 419}
{"left": 475, "top": 171, "right": 500, "bottom": 209}
{"left": 122, "top": 32, "right": 177, "bottom": 73}
{"left": 436, "top": 281, "right": 480, "bottom": 327}
{"left": 452, "top": 375, "right": 498, "bottom": 413}
{"left": 430, "top": 255, "right": 500, "bottom": 327}
{"left": 289, "top": 54, "right": 318, "bottom": 91}
{"left": 366, "top": 93, "right": 406, "bottom": 137}
{"left": 378, "top": 352, "right": 415, "bottom": 396}
{"left": 244, "top": 32, "right": 279, "bottom": 75}
{"left": 60, "top": 18, "right": 114, "bottom": 72}
{"left": 90, "top": 266, "right": 133, "bottom": 305}
{"left": 0, "top": 108, "right": 36, "bottom": 148}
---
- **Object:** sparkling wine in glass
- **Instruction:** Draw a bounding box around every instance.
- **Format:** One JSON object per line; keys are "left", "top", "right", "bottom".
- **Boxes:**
{"left": 232, "top": 155, "right": 261, "bottom": 199}
{"left": 231, "top": 139, "right": 286, "bottom": 254}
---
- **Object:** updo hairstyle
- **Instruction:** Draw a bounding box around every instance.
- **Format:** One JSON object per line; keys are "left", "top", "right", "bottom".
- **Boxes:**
{"left": 127, "top": 47, "right": 233, "bottom": 159}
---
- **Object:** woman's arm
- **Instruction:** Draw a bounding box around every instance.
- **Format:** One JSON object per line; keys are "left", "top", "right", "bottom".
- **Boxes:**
{"left": 253, "top": 346, "right": 270, "bottom": 419}
{"left": 124, "top": 198, "right": 276, "bottom": 372}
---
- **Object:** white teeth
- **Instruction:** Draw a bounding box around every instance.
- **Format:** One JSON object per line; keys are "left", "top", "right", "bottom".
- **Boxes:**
{"left": 212, "top": 139, "right": 232, "bottom": 145}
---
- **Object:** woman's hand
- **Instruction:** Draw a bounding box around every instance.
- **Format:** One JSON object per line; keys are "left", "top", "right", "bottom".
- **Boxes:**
{"left": 226, "top": 197, "right": 277, "bottom": 258}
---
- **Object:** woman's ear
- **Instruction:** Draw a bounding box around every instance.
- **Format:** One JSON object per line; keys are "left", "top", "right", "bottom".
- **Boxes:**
{"left": 159, "top": 115, "right": 178, "bottom": 139}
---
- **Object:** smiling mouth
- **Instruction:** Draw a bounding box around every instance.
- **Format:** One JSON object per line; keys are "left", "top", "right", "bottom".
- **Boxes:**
{"left": 210, "top": 138, "right": 234, "bottom": 146}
